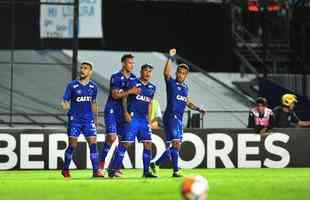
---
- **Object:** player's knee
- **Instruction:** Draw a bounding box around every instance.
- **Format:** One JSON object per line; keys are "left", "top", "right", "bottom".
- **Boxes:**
{"left": 106, "top": 134, "right": 116, "bottom": 144}
{"left": 143, "top": 142, "right": 152, "bottom": 150}
{"left": 68, "top": 138, "right": 78, "bottom": 148}
{"left": 171, "top": 140, "right": 181, "bottom": 149}
{"left": 87, "top": 136, "right": 97, "bottom": 144}
{"left": 121, "top": 142, "right": 131, "bottom": 149}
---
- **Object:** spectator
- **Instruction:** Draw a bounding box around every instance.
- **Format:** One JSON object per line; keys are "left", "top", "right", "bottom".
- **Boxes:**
{"left": 273, "top": 93, "right": 310, "bottom": 128}
{"left": 248, "top": 97, "right": 274, "bottom": 135}
{"left": 149, "top": 99, "right": 163, "bottom": 129}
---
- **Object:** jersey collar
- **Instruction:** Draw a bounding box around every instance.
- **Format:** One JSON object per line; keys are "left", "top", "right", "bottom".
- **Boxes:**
{"left": 176, "top": 80, "right": 187, "bottom": 87}
{"left": 78, "top": 79, "right": 90, "bottom": 86}
{"left": 119, "top": 70, "right": 135, "bottom": 79}
{"left": 138, "top": 78, "right": 150, "bottom": 86}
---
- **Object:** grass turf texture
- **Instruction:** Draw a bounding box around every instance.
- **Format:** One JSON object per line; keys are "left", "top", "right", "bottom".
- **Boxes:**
{"left": 0, "top": 168, "right": 309, "bottom": 200}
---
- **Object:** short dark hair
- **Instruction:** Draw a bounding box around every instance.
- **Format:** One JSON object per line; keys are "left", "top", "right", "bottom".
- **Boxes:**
{"left": 81, "top": 61, "right": 93, "bottom": 70}
{"left": 177, "top": 63, "right": 190, "bottom": 72}
{"left": 140, "top": 64, "right": 154, "bottom": 71}
{"left": 121, "top": 54, "right": 134, "bottom": 62}
{"left": 256, "top": 97, "right": 268, "bottom": 106}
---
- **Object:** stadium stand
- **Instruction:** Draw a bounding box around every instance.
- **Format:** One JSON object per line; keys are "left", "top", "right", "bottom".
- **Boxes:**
{"left": 0, "top": 50, "right": 108, "bottom": 127}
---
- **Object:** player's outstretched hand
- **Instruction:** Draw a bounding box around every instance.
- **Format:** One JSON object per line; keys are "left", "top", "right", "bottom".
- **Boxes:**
{"left": 169, "top": 48, "right": 176, "bottom": 57}
{"left": 124, "top": 112, "right": 132, "bottom": 123}
{"left": 129, "top": 86, "right": 141, "bottom": 95}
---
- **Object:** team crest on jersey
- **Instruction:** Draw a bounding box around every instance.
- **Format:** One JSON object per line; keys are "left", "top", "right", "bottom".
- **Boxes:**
{"left": 76, "top": 90, "right": 82, "bottom": 94}
{"left": 136, "top": 83, "right": 142, "bottom": 87}
{"left": 148, "top": 85, "right": 153, "bottom": 88}
{"left": 89, "top": 84, "right": 94, "bottom": 88}
{"left": 129, "top": 77, "right": 135, "bottom": 80}
{"left": 121, "top": 76, "right": 124, "bottom": 80}
{"left": 177, "top": 87, "right": 182, "bottom": 91}
{"left": 73, "top": 84, "right": 79, "bottom": 88}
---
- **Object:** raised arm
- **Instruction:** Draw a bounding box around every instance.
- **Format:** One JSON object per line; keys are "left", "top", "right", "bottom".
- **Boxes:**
{"left": 163, "top": 48, "right": 177, "bottom": 79}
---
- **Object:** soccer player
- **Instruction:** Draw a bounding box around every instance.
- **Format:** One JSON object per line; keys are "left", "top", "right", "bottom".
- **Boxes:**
{"left": 100, "top": 54, "right": 140, "bottom": 175}
{"left": 61, "top": 61, "right": 104, "bottom": 178}
{"left": 108, "top": 64, "right": 157, "bottom": 178}
{"left": 151, "top": 49, "right": 207, "bottom": 177}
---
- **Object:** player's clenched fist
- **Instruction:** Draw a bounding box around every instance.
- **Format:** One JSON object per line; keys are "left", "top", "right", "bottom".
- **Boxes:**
{"left": 169, "top": 48, "right": 176, "bottom": 57}
{"left": 128, "top": 86, "right": 141, "bottom": 95}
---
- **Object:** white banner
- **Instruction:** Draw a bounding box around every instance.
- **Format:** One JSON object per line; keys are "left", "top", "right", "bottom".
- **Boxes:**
{"left": 40, "top": 0, "right": 103, "bottom": 38}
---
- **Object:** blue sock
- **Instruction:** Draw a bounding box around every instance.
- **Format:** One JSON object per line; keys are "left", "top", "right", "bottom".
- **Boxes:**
{"left": 155, "top": 148, "right": 171, "bottom": 166}
{"left": 63, "top": 144, "right": 74, "bottom": 170}
{"left": 143, "top": 149, "right": 152, "bottom": 174}
{"left": 110, "top": 143, "right": 127, "bottom": 172}
{"left": 89, "top": 143, "right": 99, "bottom": 173}
{"left": 100, "top": 142, "right": 112, "bottom": 161}
{"left": 170, "top": 147, "right": 179, "bottom": 172}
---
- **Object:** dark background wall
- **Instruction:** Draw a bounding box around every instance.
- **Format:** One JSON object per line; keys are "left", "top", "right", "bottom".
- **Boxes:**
{"left": 291, "top": 7, "right": 310, "bottom": 69}
{"left": 0, "top": 1, "right": 232, "bottom": 71}
{"left": 104, "top": 1, "right": 232, "bottom": 72}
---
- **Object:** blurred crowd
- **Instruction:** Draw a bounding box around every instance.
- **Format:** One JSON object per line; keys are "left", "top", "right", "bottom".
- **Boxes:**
{"left": 247, "top": 93, "right": 310, "bottom": 135}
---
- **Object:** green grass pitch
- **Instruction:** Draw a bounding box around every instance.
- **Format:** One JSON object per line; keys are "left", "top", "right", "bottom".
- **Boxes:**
{"left": 0, "top": 168, "right": 309, "bottom": 200}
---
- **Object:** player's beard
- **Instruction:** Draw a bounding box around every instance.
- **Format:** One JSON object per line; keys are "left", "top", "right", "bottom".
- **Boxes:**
{"left": 79, "top": 73, "right": 89, "bottom": 80}
{"left": 141, "top": 76, "right": 150, "bottom": 83}
{"left": 176, "top": 78, "right": 185, "bottom": 84}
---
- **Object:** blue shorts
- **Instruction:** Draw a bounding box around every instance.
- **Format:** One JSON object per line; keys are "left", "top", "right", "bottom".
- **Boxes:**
{"left": 104, "top": 112, "right": 123, "bottom": 135}
{"left": 120, "top": 117, "right": 152, "bottom": 143}
{"left": 163, "top": 114, "right": 183, "bottom": 142}
{"left": 67, "top": 116, "right": 96, "bottom": 138}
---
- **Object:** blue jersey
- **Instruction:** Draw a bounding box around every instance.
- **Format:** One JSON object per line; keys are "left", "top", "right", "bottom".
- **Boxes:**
{"left": 127, "top": 78, "right": 156, "bottom": 119}
{"left": 104, "top": 71, "right": 136, "bottom": 116}
{"left": 164, "top": 77, "right": 189, "bottom": 120}
{"left": 63, "top": 80, "right": 97, "bottom": 121}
